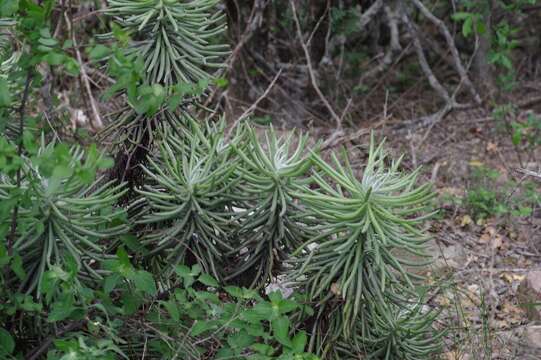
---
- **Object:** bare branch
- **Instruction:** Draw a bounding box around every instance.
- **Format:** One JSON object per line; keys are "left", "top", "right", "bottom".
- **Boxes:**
{"left": 359, "top": 0, "right": 384, "bottom": 30}
{"left": 401, "top": 11, "right": 452, "bottom": 105}
{"left": 356, "top": 2, "right": 404, "bottom": 85}
{"left": 517, "top": 168, "right": 541, "bottom": 182}
{"left": 228, "top": 69, "right": 283, "bottom": 136}
{"left": 227, "top": 0, "right": 269, "bottom": 68}
{"left": 409, "top": 0, "right": 482, "bottom": 105}
{"left": 385, "top": 2, "right": 402, "bottom": 54}
{"left": 289, "top": 0, "right": 342, "bottom": 128}
{"left": 64, "top": 7, "right": 103, "bottom": 130}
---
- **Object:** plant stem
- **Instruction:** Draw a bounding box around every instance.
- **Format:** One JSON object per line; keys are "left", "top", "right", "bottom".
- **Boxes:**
{"left": 7, "top": 70, "right": 32, "bottom": 256}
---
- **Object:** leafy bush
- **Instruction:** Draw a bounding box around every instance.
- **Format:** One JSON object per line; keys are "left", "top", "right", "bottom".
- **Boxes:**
{"left": 290, "top": 139, "right": 441, "bottom": 358}
{"left": 465, "top": 165, "right": 538, "bottom": 221}
{"left": 227, "top": 127, "right": 313, "bottom": 287}
{"left": 0, "top": 142, "right": 126, "bottom": 295}
{"left": 0, "top": 1, "right": 442, "bottom": 359}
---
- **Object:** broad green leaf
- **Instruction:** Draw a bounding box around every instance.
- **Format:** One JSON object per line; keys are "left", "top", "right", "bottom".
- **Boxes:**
{"left": 251, "top": 343, "right": 274, "bottom": 355}
{"left": 10, "top": 254, "right": 25, "bottom": 281}
{"left": 463, "top": 16, "right": 473, "bottom": 37}
{"left": 48, "top": 297, "right": 75, "bottom": 322}
{"left": 451, "top": 12, "right": 472, "bottom": 21}
{"left": 190, "top": 320, "right": 217, "bottom": 336}
{"left": 271, "top": 316, "right": 291, "bottom": 347}
{"left": 122, "top": 292, "right": 142, "bottom": 315}
{"left": 198, "top": 273, "right": 219, "bottom": 288}
{"left": 64, "top": 57, "right": 80, "bottom": 76}
{"left": 215, "top": 346, "right": 235, "bottom": 359}
{"left": 224, "top": 286, "right": 243, "bottom": 298}
{"left": 132, "top": 270, "right": 157, "bottom": 296}
{"left": 0, "top": 79, "right": 11, "bottom": 107}
{"left": 37, "top": 39, "right": 55, "bottom": 50}
{"left": 214, "top": 77, "right": 229, "bottom": 88}
{"left": 227, "top": 330, "right": 255, "bottom": 349}
{"left": 0, "top": 328, "right": 15, "bottom": 354}
{"left": 104, "top": 274, "right": 121, "bottom": 294}
{"left": 89, "top": 44, "right": 111, "bottom": 60}
{"left": 0, "top": 0, "right": 18, "bottom": 16}
{"left": 291, "top": 331, "right": 307, "bottom": 353}
{"left": 175, "top": 265, "right": 191, "bottom": 277}
{"left": 47, "top": 164, "right": 73, "bottom": 195}
{"left": 162, "top": 300, "right": 180, "bottom": 322}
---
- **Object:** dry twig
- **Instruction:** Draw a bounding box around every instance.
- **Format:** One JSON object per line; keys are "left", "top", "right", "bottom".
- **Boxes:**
{"left": 409, "top": 0, "right": 482, "bottom": 105}
{"left": 517, "top": 168, "right": 541, "bottom": 181}
{"left": 64, "top": 5, "right": 103, "bottom": 130}
{"left": 359, "top": 0, "right": 384, "bottom": 30}
{"left": 227, "top": 69, "right": 283, "bottom": 137}
{"left": 290, "top": 0, "right": 342, "bottom": 129}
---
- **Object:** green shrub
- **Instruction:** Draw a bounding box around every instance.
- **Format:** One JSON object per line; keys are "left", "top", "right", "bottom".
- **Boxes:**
{"left": 290, "top": 139, "right": 442, "bottom": 358}
{"left": 134, "top": 120, "right": 239, "bottom": 280}
{"left": 465, "top": 165, "right": 538, "bottom": 221}
{"left": 0, "top": 1, "right": 442, "bottom": 359}
{"left": 226, "top": 127, "right": 314, "bottom": 287}
{"left": 0, "top": 142, "right": 126, "bottom": 295}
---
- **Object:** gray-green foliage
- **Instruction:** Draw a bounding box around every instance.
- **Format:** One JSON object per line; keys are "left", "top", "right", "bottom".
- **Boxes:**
{"left": 0, "top": 19, "right": 13, "bottom": 60}
{"left": 226, "top": 127, "right": 313, "bottom": 286}
{"left": 0, "top": 0, "right": 444, "bottom": 358}
{"left": 289, "top": 137, "right": 441, "bottom": 358}
{"left": 106, "top": 0, "right": 228, "bottom": 85}
{"left": 132, "top": 119, "right": 443, "bottom": 358}
{"left": 134, "top": 119, "right": 238, "bottom": 280}
{"left": 0, "top": 143, "right": 127, "bottom": 295}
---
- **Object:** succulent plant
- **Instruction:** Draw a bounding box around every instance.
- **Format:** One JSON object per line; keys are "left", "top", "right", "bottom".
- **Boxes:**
{"left": 0, "top": 142, "right": 128, "bottom": 295}
{"left": 290, "top": 135, "right": 440, "bottom": 357}
{"left": 106, "top": 0, "right": 228, "bottom": 85}
{"left": 134, "top": 121, "right": 239, "bottom": 279}
{"left": 225, "top": 126, "right": 314, "bottom": 287}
